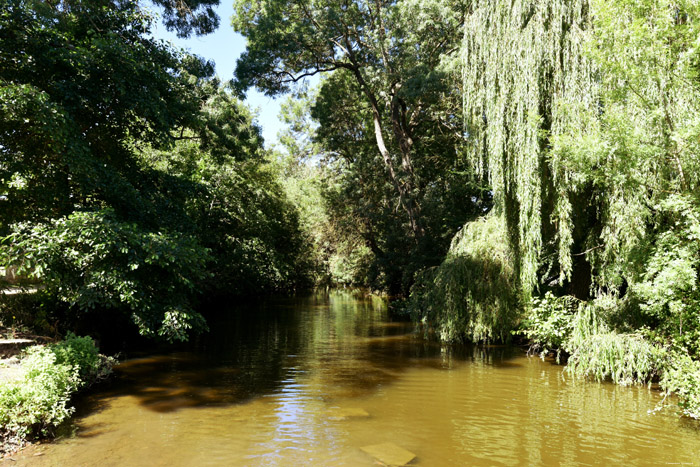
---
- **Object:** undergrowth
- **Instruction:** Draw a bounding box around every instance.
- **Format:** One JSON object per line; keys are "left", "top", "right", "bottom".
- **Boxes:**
{"left": 0, "top": 334, "right": 114, "bottom": 454}
{"left": 409, "top": 215, "right": 522, "bottom": 343}
{"left": 519, "top": 292, "right": 700, "bottom": 418}
{"left": 660, "top": 352, "right": 700, "bottom": 420}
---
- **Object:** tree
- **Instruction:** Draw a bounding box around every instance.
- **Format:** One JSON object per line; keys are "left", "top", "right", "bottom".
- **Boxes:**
{"left": 0, "top": 0, "right": 312, "bottom": 340}
{"left": 461, "top": 0, "right": 700, "bottom": 299}
{"left": 232, "top": 0, "right": 469, "bottom": 241}
{"left": 461, "top": 0, "right": 596, "bottom": 297}
{"left": 233, "top": 0, "right": 490, "bottom": 293}
{"left": 0, "top": 0, "right": 217, "bottom": 230}
{"left": 151, "top": 0, "right": 221, "bottom": 38}
{"left": 436, "top": 0, "right": 700, "bottom": 414}
{"left": 0, "top": 0, "right": 224, "bottom": 339}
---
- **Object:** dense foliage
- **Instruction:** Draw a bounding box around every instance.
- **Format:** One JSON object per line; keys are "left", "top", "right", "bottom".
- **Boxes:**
{"left": 409, "top": 216, "right": 519, "bottom": 342}
{"left": 0, "top": 0, "right": 311, "bottom": 341}
{"left": 233, "top": 0, "right": 489, "bottom": 293}
{"left": 4, "top": 209, "right": 210, "bottom": 341}
{"left": 0, "top": 335, "right": 113, "bottom": 452}
{"left": 407, "top": 0, "right": 700, "bottom": 418}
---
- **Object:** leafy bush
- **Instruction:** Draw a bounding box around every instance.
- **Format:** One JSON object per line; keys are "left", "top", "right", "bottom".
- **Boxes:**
{"left": 518, "top": 292, "right": 579, "bottom": 361}
{"left": 0, "top": 335, "right": 113, "bottom": 451}
{"left": 51, "top": 334, "right": 113, "bottom": 384}
{"left": 661, "top": 351, "right": 700, "bottom": 419}
{"left": 0, "top": 346, "right": 78, "bottom": 441}
{"left": 410, "top": 216, "right": 522, "bottom": 342}
{"left": 3, "top": 209, "right": 209, "bottom": 341}
{"left": 520, "top": 293, "right": 665, "bottom": 385}
{"left": 630, "top": 194, "right": 700, "bottom": 357}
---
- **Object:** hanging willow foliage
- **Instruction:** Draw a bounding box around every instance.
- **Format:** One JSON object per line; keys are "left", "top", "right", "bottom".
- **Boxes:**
{"left": 462, "top": 0, "right": 596, "bottom": 295}
{"left": 462, "top": 0, "right": 700, "bottom": 298}
{"left": 409, "top": 215, "right": 520, "bottom": 342}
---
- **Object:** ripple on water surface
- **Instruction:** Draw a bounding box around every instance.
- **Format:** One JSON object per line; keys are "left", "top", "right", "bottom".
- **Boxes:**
{"left": 10, "top": 291, "right": 700, "bottom": 466}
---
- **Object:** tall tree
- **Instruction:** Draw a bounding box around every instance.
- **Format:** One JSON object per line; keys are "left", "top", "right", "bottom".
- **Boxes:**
{"left": 0, "top": 0, "right": 310, "bottom": 340}
{"left": 310, "top": 66, "right": 487, "bottom": 292}
{"left": 232, "top": 0, "right": 468, "bottom": 240}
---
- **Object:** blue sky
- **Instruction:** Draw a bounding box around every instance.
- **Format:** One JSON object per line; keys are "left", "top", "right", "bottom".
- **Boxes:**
{"left": 149, "top": 2, "right": 284, "bottom": 148}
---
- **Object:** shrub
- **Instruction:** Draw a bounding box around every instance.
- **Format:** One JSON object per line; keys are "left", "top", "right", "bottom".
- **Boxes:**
{"left": 630, "top": 194, "right": 700, "bottom": 357}
{"left": 409, "top": 216, "right": 522, "bottom": 342}
{"left": 518, "top": 292, "right": 579, "bottom": 361}
{"left": 2, "top": 209, "right": 209, "bottom": 341}
{"left": 0, "top": 347, "right": 77, "bottom": 443}
{"left": 661, "top": 351, "right": 700, "bottom": 419}
{"left": 0, "top": 335, "right": 114, "bottom": 452}
{"left": 51, "top": 334, "right": 114, "bottom": 385}
{"left": 520, "top": 293, "right": 665, "bottom": 385}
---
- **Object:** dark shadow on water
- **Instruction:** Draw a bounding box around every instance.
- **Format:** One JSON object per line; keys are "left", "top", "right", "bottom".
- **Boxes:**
{"left": 73, "top": 291, "right": 525, "bottom": 416}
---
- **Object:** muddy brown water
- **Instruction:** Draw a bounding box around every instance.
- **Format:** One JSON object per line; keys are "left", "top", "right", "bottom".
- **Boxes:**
{"left": 8, "top": 291, "right": 700, "bottom": 466}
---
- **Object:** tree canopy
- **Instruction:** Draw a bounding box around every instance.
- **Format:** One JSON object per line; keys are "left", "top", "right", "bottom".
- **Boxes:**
{"left": 0, "top": 0, "right": 311, "bottom": 340}
{"left": 233, "top": 0, "right": 488, "bottom": 292}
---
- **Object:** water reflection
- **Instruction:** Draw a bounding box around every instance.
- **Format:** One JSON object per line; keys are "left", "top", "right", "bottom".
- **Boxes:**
{"left": 9, "top": 290, "right": 700, "bottom": 466}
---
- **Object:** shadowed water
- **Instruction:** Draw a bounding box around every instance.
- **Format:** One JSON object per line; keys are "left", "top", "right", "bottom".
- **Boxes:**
{"left": 8, "top": 290, "right": 700, "bottom": 466}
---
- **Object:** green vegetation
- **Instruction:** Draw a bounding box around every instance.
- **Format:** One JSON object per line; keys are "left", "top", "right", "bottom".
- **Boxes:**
{"left": 0, "top": 335, "right": 113, "bottom": 453}
{"left": 232, "top": 0, "right": 490, "bottom": 294}
{"left": 0, "top": 0, "right": 312, "bottom": 341}
{"left": 409, "top": 215, "right": 519, "bottom": 342}
{"left": 1, "top": 0, "right": 699, "bottom": 435}
{"left": 662, "top": 352, "right": 700, "bottom": 419}
{"left": 4, "top": 209, "right": 210, "bottom": 341}
{"left": 407, "top": 0, "right": 700, "bottom": 419}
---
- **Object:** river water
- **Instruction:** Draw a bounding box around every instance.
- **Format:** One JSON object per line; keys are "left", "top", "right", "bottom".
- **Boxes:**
{"left": 9, "top": 291, "right": 700, "bottom": 466}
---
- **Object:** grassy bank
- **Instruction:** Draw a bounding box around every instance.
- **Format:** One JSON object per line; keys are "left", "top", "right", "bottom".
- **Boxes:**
{"left": 0, "top": 334, "right": 114, "bottom": 455}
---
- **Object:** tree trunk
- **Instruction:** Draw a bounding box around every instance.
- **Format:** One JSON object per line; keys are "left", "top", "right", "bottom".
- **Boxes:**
{"left": 348, "top": 66, "right": 424, "bottom": 240}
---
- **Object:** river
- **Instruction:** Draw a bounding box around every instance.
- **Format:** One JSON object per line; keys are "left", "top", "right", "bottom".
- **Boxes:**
{"left": 9, "top": 290, "right": 700, "bottom": 466}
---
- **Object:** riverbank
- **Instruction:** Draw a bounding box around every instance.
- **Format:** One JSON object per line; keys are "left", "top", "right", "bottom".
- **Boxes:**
{"left": 0, "top": 335, "right": 114, "bottom": 457}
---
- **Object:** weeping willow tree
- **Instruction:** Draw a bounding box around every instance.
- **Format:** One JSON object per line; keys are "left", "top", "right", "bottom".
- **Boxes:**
{"left": 413, "top": 0, "right": 597, "bottom": 342}
{"left": 409, "top": 216, "right": 520, "bottom": 342}
{"left": 462, "top": 0, "right": 596, "bottom": 297}
{"left": 448, "top": 0, "right": 700, "bottom": 415}
{"left": 462, "top": 0, "right": 700, "bottom": 301}
{"left": 416, "top": 0, "right": 700, "bottom": 350}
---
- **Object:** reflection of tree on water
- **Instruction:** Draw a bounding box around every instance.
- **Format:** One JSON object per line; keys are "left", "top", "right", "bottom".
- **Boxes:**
{"left": 97, "top": 290, "right": 522, "bottom": 414}
{"left": 16, "top": 291, "right": 700, "bottom": 466}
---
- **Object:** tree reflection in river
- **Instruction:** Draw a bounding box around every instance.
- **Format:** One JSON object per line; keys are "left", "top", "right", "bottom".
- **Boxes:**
{"left": 11, "top": 290, "right": 700, "bottom": 466}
